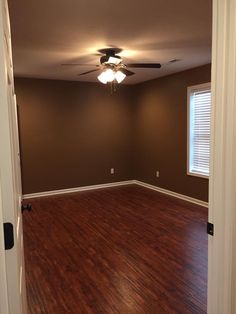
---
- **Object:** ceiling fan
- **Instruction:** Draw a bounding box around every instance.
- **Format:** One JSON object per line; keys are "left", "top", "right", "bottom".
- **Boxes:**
{"left": 62, "top": 48, "right": 162, "bottom": 84}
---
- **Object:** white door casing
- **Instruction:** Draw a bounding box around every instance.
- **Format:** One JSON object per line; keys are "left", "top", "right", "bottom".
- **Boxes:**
{"left": 208, "top": 0, "right": 236, "bottom": 313}
{"left": 0, "top": 178, "right": 9, "bottom": 314}
{"left": 0, "top": 0, "right": 27, "bottom": 313}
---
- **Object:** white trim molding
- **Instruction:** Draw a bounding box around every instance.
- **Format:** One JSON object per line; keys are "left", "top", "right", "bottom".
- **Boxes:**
{"left": 208, "top": 0, "right": 236, "bottom": 313}
{"left": 23, "top": 180, "right": 135, "bottom": 199}
{"left": 0, "top": 178, "right": 9, "bottom": 314}
{"left": 134, "top": 180, "right": 208, "bottom": 208}
{"left": 24, "top": 179, "right": 208, "bottom": 208}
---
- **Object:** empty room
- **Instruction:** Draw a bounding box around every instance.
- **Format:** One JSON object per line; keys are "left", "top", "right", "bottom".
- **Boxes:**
{"left": 0, "top": 0, "right": 219, "bottom": 313}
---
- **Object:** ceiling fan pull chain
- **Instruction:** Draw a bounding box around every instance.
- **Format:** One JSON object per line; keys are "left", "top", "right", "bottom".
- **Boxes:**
{"left": 109, "top": 81, "right": 116, "bottom": 94}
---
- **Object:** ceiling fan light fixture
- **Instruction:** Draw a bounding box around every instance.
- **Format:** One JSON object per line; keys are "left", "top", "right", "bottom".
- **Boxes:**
{"left": 104, "top": 69, "right": 115, "bottom": 82}
{"left": 115, "top": 70, "right": 126, "bottom": 83}
{"left": 107, "top": 56, "right": 122, "bottom": 65}
{"left": 97, "top": 69, "right": 115, "bottom": 84}
{"left": 97, "top": 71, "right": 108, "bottom": 84}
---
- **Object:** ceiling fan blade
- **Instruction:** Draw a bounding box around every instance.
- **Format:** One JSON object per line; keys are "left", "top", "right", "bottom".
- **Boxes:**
{"left": 126, "top": 63, "right": 161, "bottom": 69}
{"left": 119, "top": 68, "right": 135, "bottom": 76}
{"left": 61, "top": 63, "right": 99, "bottom": 66}
{"left": 79, "top": 68, "right": 100, "bottom": 76}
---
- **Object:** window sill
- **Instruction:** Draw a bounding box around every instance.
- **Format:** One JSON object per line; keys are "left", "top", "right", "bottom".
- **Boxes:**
{"left": 187, "top": 171, "right": 209, "bottom": 179}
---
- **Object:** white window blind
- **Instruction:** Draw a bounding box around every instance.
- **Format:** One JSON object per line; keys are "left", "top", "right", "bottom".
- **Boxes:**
{"left": 188, "top": 83, "right": 211, "bottom": 177}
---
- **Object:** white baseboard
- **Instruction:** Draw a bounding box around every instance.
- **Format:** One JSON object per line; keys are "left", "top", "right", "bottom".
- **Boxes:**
{"left": 23, "top": 180, "right": 135, "bottom": 199}
{"left": 23, "top": 179, "right": 208, "bottom": 207}
{"left": 134, "top": 180, "right": 208, "bottom": 208}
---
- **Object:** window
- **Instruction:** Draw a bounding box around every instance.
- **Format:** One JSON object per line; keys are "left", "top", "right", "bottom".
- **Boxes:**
{"left": 187, "top": 83, "right": 211, "bottom": 178}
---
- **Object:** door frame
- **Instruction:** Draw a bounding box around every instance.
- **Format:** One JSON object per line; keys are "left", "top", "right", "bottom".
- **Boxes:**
{"left": 208, "top": 0, "right": 236, "bottom": 313}
{"left": 0, "top": 179, "right": 9, "bottom": 314}
{"left": 0, "top": 0, "right": 27, "bottom": 312}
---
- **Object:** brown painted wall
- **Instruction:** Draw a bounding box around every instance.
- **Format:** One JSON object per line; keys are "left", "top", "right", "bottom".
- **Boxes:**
{"left": 133, "top": 64, "right": 211, "bottom": 201}
{"left": 16, "top": 64, "right": 210, "bottom": 200}
{"left": 15, "top": 78, "right": 135, "bottom": 194}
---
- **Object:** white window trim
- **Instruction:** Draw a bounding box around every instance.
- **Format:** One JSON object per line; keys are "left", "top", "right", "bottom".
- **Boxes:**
{"left": 187, "top": 82, "right": 211, "bottom": 179}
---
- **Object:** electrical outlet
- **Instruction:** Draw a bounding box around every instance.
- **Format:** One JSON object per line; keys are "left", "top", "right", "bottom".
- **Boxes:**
{"left": 110, "top": 168, "right": 115, "bottom": 175}
{"left": 156, "top": 170, "right": 160, "bottom": 178}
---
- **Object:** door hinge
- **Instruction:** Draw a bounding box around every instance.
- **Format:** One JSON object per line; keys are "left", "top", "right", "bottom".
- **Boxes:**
{"left": 3, "top": 223, "right": 14, "bottom": 250}
{"left": 207, "top": 222, "right": 214, "bottom": 236}
{"left": 21, "top": 203, "right": 32, "bottom": 213}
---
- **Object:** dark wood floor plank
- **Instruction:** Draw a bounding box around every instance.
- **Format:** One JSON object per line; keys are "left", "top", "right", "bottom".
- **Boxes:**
{"left": 23, "top": 185, "right": 208, "bottom": 313}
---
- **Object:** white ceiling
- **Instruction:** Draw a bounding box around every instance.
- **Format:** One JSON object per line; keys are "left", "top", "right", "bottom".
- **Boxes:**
{"left": 8, "top": 0, "right": 212, "bottom": 85}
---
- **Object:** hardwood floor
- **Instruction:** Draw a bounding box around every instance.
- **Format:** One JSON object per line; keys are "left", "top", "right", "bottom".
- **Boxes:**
{"left": 23, "top": 185, "right": 208, "bottom": 314}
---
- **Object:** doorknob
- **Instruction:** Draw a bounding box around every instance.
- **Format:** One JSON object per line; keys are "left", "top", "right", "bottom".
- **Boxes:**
{"left": 21, "top": 203, "right": 32, "bottom": 213}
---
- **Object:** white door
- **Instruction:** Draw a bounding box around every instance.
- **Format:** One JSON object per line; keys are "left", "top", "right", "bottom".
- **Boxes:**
{"left": 0, "top": 0, "right": 27, "bottom": 312}
{"left": 208, "top": 0, "right": 236, "bottom": 313}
